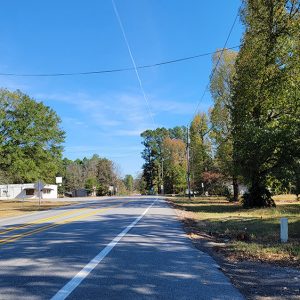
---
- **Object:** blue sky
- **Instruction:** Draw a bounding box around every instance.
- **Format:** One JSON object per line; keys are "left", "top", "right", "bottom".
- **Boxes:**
{"left": 0, "top": 0, "right": 243, "bottom": 177}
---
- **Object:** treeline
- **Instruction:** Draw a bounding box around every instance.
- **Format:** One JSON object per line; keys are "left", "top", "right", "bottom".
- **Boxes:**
{"left": 140, "top": 127, "right": 188, "bottom": 195}
{"left": 140, "top": 0, "right": 300, "bottom": 207}
{"left": 139, "top": 117, "right": 229, "bottom": 197}
{"left": 61, "top": 155, "right": 127, "bottom": 196}
{"left": 0, "top": 89, "right": 132, "bottom": 196}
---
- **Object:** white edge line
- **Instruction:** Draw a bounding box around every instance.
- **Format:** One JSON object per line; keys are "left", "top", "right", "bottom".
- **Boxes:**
{"left": 51, "top": 199, "right": 157, "bottom": 300}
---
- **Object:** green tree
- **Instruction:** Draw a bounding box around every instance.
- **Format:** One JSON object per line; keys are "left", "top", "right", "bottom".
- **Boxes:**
{"left": 231, "top": 0, "right": 300, "bottom": 207}
{"left": 162, "top": 137, "right": 187, "bottom": 194}
{"left": 61, "top": 155, "right": 120, "bottom": 196}
{"left": 123, "top": 174, "right": 134, "bottom": 193}
{"left": 0, "top": 89, "right": 65, "bottom": 183}
{"left": 210, "top": 49, "right": 239, "bottom": 200}
{"left": 96, "top": 158, "right": 118, "bottom": 195}
{"left": 168, "top": 126, "right": 187, "bottom": 141}
{"left": 64, "top": 160, "right": 84, "bottom": 191}
{"left": 134, "top": 173, "right": 147, "bottom": 195}
{"left": 85, "top": 177, "right": 98, "bottom": 196}
{"left": 141, "top": 128, "right": 169, "bottom": 194}
{"left": 190, "top": 113, "right": 212, "bottom": 192}
{"left": 82, "top": 154, "right": 100, "bottom": 180}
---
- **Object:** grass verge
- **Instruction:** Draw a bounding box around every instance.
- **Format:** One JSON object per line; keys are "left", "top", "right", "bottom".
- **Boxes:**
{"left": 0, "top": 200, "right": 78, "bottom": 219}
{"left": 167, "top": 196, "right": 300, "bottom": 267}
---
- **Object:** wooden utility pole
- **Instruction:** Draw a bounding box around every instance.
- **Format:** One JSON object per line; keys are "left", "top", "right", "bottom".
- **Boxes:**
{"left": 161, "top": 159, "right": 164, "bottom": 195}
{"left": 186, "top": 126, "right": 191, "bottom": 199}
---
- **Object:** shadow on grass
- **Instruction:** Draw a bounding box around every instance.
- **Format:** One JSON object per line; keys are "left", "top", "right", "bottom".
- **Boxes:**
{"left": 185, "top": 216, "right": 300, "bottom": 242}
{"left": 276, "top": 203, "right": 300, "bottom": 214}
{"left": 179, "top": 204, "right": 243, "bottom": 214}
{"left": 171, "top": 199, "right": 300, "bottom": 216}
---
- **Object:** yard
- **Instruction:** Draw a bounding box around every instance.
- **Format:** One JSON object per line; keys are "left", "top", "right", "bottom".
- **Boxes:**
{"left": 167, "top": 195, "right": 300, "bottom": 267}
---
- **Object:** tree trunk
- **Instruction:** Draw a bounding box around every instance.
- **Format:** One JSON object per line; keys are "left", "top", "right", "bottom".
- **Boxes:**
{"left": 251, "top": 178, "right": 261, "bottom": 207}
{"left": 233, "top": 176, "right": 239, "bottom": 202}
{"left": 244, "top": 176, "right": 275, "bottom": 208}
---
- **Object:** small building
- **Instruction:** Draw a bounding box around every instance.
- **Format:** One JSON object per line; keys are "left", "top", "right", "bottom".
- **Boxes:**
{"left": 0, "top": 183, "right": 58, "bottom": 200}
{"left": 71, "top": 189, "right": 88, "bottom": 197}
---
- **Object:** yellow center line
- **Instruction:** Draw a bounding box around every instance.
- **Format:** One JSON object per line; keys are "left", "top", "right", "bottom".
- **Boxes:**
{"left": 0, "top": 207, "right": 90, "bottom": 235}
{"left": 0, "top": 199, "right": 132, "bottom": 245}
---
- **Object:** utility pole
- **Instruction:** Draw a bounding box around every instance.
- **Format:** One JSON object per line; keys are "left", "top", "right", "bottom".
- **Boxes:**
{"left": 37, "top": 180, "right": 42, "bottom": 206}
{"left": 161, "top": 159, "right": 164, "bottom": 195}
{"left": 186, "top": 126, "right": 191, "bottom": 199}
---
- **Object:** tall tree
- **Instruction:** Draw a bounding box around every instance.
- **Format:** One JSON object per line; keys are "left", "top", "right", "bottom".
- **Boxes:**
{"left": 134, "top": 172, "right": 147, "bottom": 195}
{"left": 162, "top": 137, "right": 187, "bottom": 194}
{"left": 231, "top": 0, "right": 300, "bottom": 207}
{"left": 168, "top": 126, "right": 187, "bottom": 141}
{"left": 96, "top": 158, "right": 118, "bottom": 195}
{"left": 141, "top": 128, "right": 169, "bottom": 194}
{"left": 123, "top": 174, "right": 134, "bottom": 193}
{"left": 65, "top": 160, "right": 84, "bottom": 191}
{"left": 210, "top": 49, "right": 239, "bottom": 200}
{"left": 190, "top": 113, "right": 212, "bottom": 192}
{"left": 82, "top": 154, "right": 100, "bottom": 180}
{"left": 0, "top": 89, "right": 65, "bottom": 183}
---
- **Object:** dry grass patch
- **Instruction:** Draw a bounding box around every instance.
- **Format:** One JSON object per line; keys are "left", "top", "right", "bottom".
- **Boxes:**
{"left": 168, "top": 196, "right": 300, "bottom": 267}
{"left": 0, "top": 200, "right": 78, "bottom": 219}
{"left": 273, "top": 194, "right": 298, "bottom": 202}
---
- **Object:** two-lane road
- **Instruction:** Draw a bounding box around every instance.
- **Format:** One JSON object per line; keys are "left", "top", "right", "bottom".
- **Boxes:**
{"left": 0, "top": 197, "right": 243, "bottom": 299}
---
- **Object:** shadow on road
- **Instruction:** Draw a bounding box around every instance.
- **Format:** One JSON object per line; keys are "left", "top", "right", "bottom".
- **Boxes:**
{"left": 0, "top": 198, "right": 242, "bottom": 300}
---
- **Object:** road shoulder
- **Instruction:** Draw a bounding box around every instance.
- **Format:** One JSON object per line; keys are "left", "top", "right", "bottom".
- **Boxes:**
{"left": 173, "top": 206, "right": 300, "bottom": 300}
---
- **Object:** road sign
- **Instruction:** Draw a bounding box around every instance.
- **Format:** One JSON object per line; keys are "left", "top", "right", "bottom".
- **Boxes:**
{"left": 56, "top": 177, "right": 62, "bottom": 184}
{"left": 37, "top": 181, "right": 44, "bottom": 205}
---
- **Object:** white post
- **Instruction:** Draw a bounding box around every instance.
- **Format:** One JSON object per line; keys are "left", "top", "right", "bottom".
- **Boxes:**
{"left": 280, "top": 218, "right": 288, "bottom": 243}
{"left": 22, "top": 184, "right": 24, "bottom": 202}
{"left": 37, "top": 181, "right": 43, "bottom": 206}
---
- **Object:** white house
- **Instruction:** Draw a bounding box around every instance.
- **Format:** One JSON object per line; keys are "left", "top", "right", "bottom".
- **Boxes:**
{"left": 226, "top": 182, "right": 248, "bottom": 196}
{"left": 0, "top": 183, "right": 58, "bottom": 200}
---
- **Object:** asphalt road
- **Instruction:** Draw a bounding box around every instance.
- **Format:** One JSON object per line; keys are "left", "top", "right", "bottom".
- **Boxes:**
{"left": 0, "top": 197, "right": 244, "bottom": 300}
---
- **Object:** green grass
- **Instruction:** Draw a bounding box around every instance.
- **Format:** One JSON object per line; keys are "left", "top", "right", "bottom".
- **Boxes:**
{"left": 168, "top": 196, "right": 300, "bottom": 266}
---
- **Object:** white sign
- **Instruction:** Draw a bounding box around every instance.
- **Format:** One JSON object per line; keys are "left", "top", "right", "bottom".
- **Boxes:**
{"left": 56, "top": 177, "right": 63, "bottom": 184}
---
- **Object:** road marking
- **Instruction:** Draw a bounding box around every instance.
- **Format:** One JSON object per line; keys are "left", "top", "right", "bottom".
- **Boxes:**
{"left": 0, "top": 200, "right": 132, "bottom": 245}
{"left": 51, "top": 199, "right": 157, "bottom": 300}
{"left": 0, "top": 208, "right": 89, "bottom": 235}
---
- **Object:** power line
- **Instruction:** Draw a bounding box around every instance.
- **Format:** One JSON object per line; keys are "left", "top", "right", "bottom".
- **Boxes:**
{"left": 190, "top": 9, "right": 240, "bottom": 123}
{"left": 0, "top": 45, "right": 240, "bottom": 77}
{"left": 186, "top": 8, "right": 240, "bottom": 199}
{"left": 111, "top": 0, "right": 156, "bottom": 128}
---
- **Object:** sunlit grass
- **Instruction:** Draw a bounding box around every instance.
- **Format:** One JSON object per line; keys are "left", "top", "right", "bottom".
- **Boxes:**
{"left": 0, "top": 200, "right": 77, "bottom": 218}
{"left": 168, "top": 196, "right": 300, "bottom": 265}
